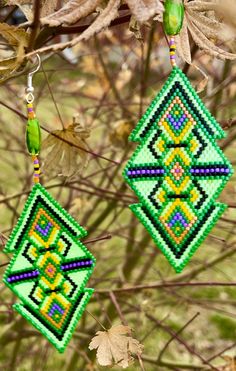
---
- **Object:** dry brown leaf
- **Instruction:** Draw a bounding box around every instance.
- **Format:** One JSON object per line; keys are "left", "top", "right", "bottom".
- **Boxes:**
{"left": 89, "top": 325, "right": 143, "bottom": 368}
{"left": 126, "top": 0, "right": 163, "bottom": 23}
{"left": 41, "top": 0, "right": 101, "bottom": 26}
{"left": 0, "top": 23, "right": 29, "bottom": 81}
{"left": 182, "top": 0, "right": 236, "bottom": 61}
{"left": 41, "top": 0, "right": 163, "bottom": 26}
{"left": 42, "top": 121, "right": 90, "bottom": 178}
{"left": 176, "top": 16, "right": 192, "bottom": 64}
{"left": 187, "top": 9, "right": 223, "bottom": 40}
{"left": 187, "top": 14, "right": 236, "bottom": 60}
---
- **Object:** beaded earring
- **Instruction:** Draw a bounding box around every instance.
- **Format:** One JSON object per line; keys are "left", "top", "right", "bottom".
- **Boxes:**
{"left": 3, "top": 55, "right": 96, "bottom": 353}
{"left": 123, "top": 0, "right": 233, "bottom": 273}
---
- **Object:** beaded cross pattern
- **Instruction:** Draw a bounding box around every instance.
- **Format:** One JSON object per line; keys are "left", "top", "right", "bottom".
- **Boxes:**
{"left": 124, "top": 66, "right": 233, "bottom": 272}
{"left": 4, "top": 183, "right": 95, "bottom": 352}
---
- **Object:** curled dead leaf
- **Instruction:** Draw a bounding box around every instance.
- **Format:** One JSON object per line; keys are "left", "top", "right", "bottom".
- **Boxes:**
{"left": 89, "top": 324, "right": 144, "bottom": 368}
{"left": 0, "top": 23, "right": 29, "bottom": 82}
{"left": 42, "top": 121, "right": 90, "bottom": 179}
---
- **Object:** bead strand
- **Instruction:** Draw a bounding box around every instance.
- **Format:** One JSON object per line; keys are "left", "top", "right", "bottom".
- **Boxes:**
{"left": 27, "top": 102, "right": 35, "bottom": 119}
{"left": 32, "top": 155, "right": 40, "bottom": 183}
{"left": 169, "top": 36, "right": 177, "bottom": 67}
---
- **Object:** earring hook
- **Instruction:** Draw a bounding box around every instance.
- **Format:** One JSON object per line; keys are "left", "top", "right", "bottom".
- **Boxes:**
{"left": 25, "top": 54, "right": 41, "bottom": 104}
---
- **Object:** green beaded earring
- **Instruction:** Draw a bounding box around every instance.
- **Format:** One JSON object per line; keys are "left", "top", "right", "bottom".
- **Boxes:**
{"left": 123, "top": 0, "right": 233, "bottom": 273}
{"left": 3, "top": 55, "right": 96, "bottom": 353}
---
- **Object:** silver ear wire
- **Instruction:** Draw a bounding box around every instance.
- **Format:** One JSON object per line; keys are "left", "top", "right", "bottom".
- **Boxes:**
{"left": 25, "top": 54, "right": 41, "bottom": 103}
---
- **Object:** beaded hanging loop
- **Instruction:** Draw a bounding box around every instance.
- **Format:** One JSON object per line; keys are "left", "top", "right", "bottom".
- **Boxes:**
{"left": 169, "top": 36, "right": 177, "bottom": 67}
{"left": 25, "top": 54, "right": 41, "bottom": 184}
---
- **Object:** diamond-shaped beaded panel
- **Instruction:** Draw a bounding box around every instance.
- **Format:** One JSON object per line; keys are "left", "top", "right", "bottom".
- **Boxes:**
{"left": 123, "top": 67, "right": 233, "bottom": 272}
{"left": 3, "top": 183, "right": 95, "bottom": 352}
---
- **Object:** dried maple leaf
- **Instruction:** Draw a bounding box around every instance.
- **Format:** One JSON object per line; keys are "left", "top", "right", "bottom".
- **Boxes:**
{"left": 176, "top": 0, "right": 236, "bottom": 63}
{"left": 89, "top": 325, "right": 143, "bottom": 368}
{"left": 41, "top": 0, "right": 163, "bottom": 26}
{"left": 42, "top": 120, "right": 90, "bottom": 179}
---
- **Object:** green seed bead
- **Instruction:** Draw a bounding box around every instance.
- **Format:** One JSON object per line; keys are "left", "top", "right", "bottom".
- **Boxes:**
{"left": 163, "top": 0, "right": 184, "bottom": 36}
{"left": 26, "top": 118, "right": 41, "bottom": 155}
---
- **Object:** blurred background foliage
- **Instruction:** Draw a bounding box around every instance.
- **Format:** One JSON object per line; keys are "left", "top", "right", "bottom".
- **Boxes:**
{"left": 0, "top": 1, "right": 236, "bottom": 370}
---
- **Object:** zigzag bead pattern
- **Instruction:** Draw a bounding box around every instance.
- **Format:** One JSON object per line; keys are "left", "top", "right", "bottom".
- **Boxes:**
{"left": 123, "top": 67, "right": 233, "bottom": 272}
{"left": 3, "top": 183, "right": 95, "bottom": 352}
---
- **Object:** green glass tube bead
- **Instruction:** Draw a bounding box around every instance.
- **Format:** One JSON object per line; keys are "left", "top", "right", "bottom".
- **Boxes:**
{"left": 163, "top": 0, "right": 184, "bottom": 36}
{"left": 26, "top": 118, "right": 41, "bottom": 155}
